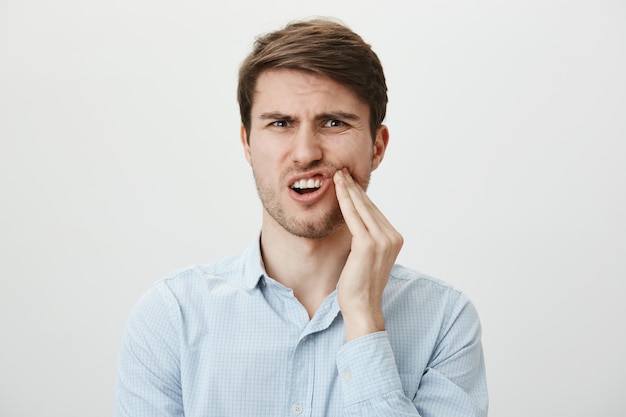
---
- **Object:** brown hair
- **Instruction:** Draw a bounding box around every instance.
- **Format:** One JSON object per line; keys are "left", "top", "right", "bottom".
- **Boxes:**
{"left": 237, "top": 18, "right": 388, "bottom": 141}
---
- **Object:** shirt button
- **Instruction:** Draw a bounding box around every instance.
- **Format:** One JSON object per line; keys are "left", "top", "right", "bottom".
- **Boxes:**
{"left": 292, "top": 403, "right": 303, "bottom": 415}
{"left": 343, "top": 371, "right": 352, "bottom": 383}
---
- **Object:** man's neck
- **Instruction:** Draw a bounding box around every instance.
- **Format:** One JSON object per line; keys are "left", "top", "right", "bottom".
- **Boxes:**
{"left": 259, "top": 215, "right": 352, "bottom": 318}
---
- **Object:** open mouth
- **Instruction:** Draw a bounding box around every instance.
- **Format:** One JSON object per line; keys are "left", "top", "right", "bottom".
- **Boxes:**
{"left": 291, "top": 178, "right": 322, "bottom": 195}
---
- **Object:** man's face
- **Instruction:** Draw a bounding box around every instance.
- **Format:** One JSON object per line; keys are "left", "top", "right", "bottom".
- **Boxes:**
{"left": 241, "top": 68, "right": 388, "bottom": 239}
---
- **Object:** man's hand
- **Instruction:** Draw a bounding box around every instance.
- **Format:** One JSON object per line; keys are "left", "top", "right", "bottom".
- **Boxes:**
{"left": 333, "top": 168, "right": 403, "bottom": 341}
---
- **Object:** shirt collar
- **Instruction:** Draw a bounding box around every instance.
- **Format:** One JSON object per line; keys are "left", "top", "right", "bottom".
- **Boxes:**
{"left": 224, "top": 237, "right": 266, "bottom": 290}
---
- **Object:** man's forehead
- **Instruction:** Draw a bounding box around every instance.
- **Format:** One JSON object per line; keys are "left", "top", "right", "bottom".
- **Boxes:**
{"left": 251, "top": 69, "right": 368, "bottom": 117}
{"left": 254, "top": 69, "right": 340, "bottom": 94}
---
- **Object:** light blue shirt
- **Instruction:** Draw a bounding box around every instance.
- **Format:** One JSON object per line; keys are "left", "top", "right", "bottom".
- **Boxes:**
{"left": 114, "top": 242, "right": 488, "bottom": 417}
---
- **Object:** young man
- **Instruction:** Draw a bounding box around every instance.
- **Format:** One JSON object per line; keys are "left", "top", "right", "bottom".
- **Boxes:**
{"left": 114, "top": 18, "right": 488, "bottom": 417}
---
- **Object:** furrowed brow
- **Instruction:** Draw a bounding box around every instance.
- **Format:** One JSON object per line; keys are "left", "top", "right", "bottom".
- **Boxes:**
{"left": 259, "top": 112, "right": 296, "bottom": 122}
{"left": 317, "top": 111, "right": 361, "bottom": 122}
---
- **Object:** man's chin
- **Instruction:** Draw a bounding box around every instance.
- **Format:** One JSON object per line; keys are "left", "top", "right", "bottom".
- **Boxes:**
{"left": 280, "top": 212, "right": 345, "bottom": 239}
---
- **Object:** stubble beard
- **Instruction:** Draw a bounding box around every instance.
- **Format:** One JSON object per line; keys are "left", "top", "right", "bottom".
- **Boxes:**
{"left": 252, "top": 164, "right": 370, "bottom": 239}
{"left": 263, "top": 193, "right": 346, "bottom": 239}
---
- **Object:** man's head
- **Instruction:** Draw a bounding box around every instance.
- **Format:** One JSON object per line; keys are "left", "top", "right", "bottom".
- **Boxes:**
{"left": 237, "top": 18, "right": 388, "bottom": 142}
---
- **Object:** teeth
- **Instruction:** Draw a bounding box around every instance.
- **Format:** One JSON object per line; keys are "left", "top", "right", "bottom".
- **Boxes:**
{"left": 292, "top": 178, "right": 322, "bottom": 189}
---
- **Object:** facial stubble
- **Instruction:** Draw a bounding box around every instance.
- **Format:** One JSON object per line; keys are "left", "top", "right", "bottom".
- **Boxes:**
{"left": 252, "top": 164, "right": 371, "bottom": 239}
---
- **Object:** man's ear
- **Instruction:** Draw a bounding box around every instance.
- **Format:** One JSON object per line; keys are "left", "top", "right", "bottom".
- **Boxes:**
{"left": 240, "top": 125, "right": 252, "bottom": 165}
{"left": 371, "top": 125, "right": 389, "bottom": 171}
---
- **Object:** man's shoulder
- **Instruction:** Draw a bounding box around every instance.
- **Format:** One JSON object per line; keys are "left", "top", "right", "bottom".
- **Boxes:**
{"left": 387, "top": 264, "right": 469, "bottom": 308}
{"left": 157, "top": 244, "right": 260, "bottom": 292}
{"left": 389, "top": 264, "right": 460, "bottom": 293}
{"left": 384, "top": 264, "right": 481, "bottom": 338}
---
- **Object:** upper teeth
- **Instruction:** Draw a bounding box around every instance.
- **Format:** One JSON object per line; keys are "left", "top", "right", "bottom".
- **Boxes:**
{"left": 292, "top": 179, "right": 322, "bottom": 189}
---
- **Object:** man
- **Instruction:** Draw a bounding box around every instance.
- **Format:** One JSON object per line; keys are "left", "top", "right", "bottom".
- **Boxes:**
{"left": 114, "top": 18, "right": 488, "bottom": 417}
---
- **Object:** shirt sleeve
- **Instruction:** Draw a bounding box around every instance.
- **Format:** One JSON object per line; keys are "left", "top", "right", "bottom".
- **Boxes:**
{"left": 113, "top": 283, "right": 184, "bottom": 417}
{"left": 336, "top": 332, "right": 421, "bottom": 416}
{"left": 336, "top": 292, "right": 488, "bottom": 417}
{"left": 414, "top": 292, "right": 488, "bottom": 416}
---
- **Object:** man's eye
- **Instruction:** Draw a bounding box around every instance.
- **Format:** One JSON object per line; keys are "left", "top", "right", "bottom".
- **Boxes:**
{"left": 271, "top": 121, "right": 290, "bottom": 128}
{"left": 323, "top": 119, "right": 345, "bottom": 128}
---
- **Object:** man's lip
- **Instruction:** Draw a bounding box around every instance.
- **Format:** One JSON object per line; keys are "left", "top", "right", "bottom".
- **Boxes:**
{"left": 287, "top": 171, "right": 335, "bottom": 204}
{"left": 289, "top": 180, "right": 332, "bottom": 203}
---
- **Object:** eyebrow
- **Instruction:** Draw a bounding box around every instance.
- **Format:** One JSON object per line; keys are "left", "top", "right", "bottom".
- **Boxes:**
{"left": 317, "top": 111, "right": 361, "bottom": 122}
{"left": 259, "top": 112, "right": 294, "bottom": 121}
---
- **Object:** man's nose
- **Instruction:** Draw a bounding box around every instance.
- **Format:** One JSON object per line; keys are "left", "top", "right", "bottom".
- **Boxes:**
{"left": 290, "top": 127, "right": 323, "bottom": 165}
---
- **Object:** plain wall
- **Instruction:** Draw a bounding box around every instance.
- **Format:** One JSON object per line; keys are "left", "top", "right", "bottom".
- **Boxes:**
{"left": 1, "top": 1, "right": 624, "bottom": 416}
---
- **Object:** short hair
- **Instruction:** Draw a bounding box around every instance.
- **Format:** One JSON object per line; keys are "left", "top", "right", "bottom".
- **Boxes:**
{"left": 237, "top": 18, "right": 388, "bottom": 141}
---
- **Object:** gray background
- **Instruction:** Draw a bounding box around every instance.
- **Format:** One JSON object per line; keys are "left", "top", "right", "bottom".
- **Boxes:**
{"left": 1, "top": 1, "right": 624, "bottom": 416}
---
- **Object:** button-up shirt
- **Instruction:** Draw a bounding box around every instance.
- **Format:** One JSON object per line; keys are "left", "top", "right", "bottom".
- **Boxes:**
{"left": 114, "top": 243, "right": 488, "bottom": 416}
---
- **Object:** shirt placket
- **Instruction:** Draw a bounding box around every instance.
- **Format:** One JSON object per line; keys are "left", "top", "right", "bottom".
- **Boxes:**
{"left": 263, "top": 278, "right": 341, "bottom": 417}
{"left": 288, "top": 332, "right": 315, "bottom": 417}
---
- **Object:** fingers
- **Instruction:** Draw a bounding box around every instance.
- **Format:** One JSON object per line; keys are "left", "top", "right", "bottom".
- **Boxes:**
{"left": 333, "top": 168, "right": 403, "bottom": 341}
{"left": 333, "top": 169, "right": 367, "bottom": 236}
{"left": 333, "top": 168, "right": 397, "bottom": 239}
